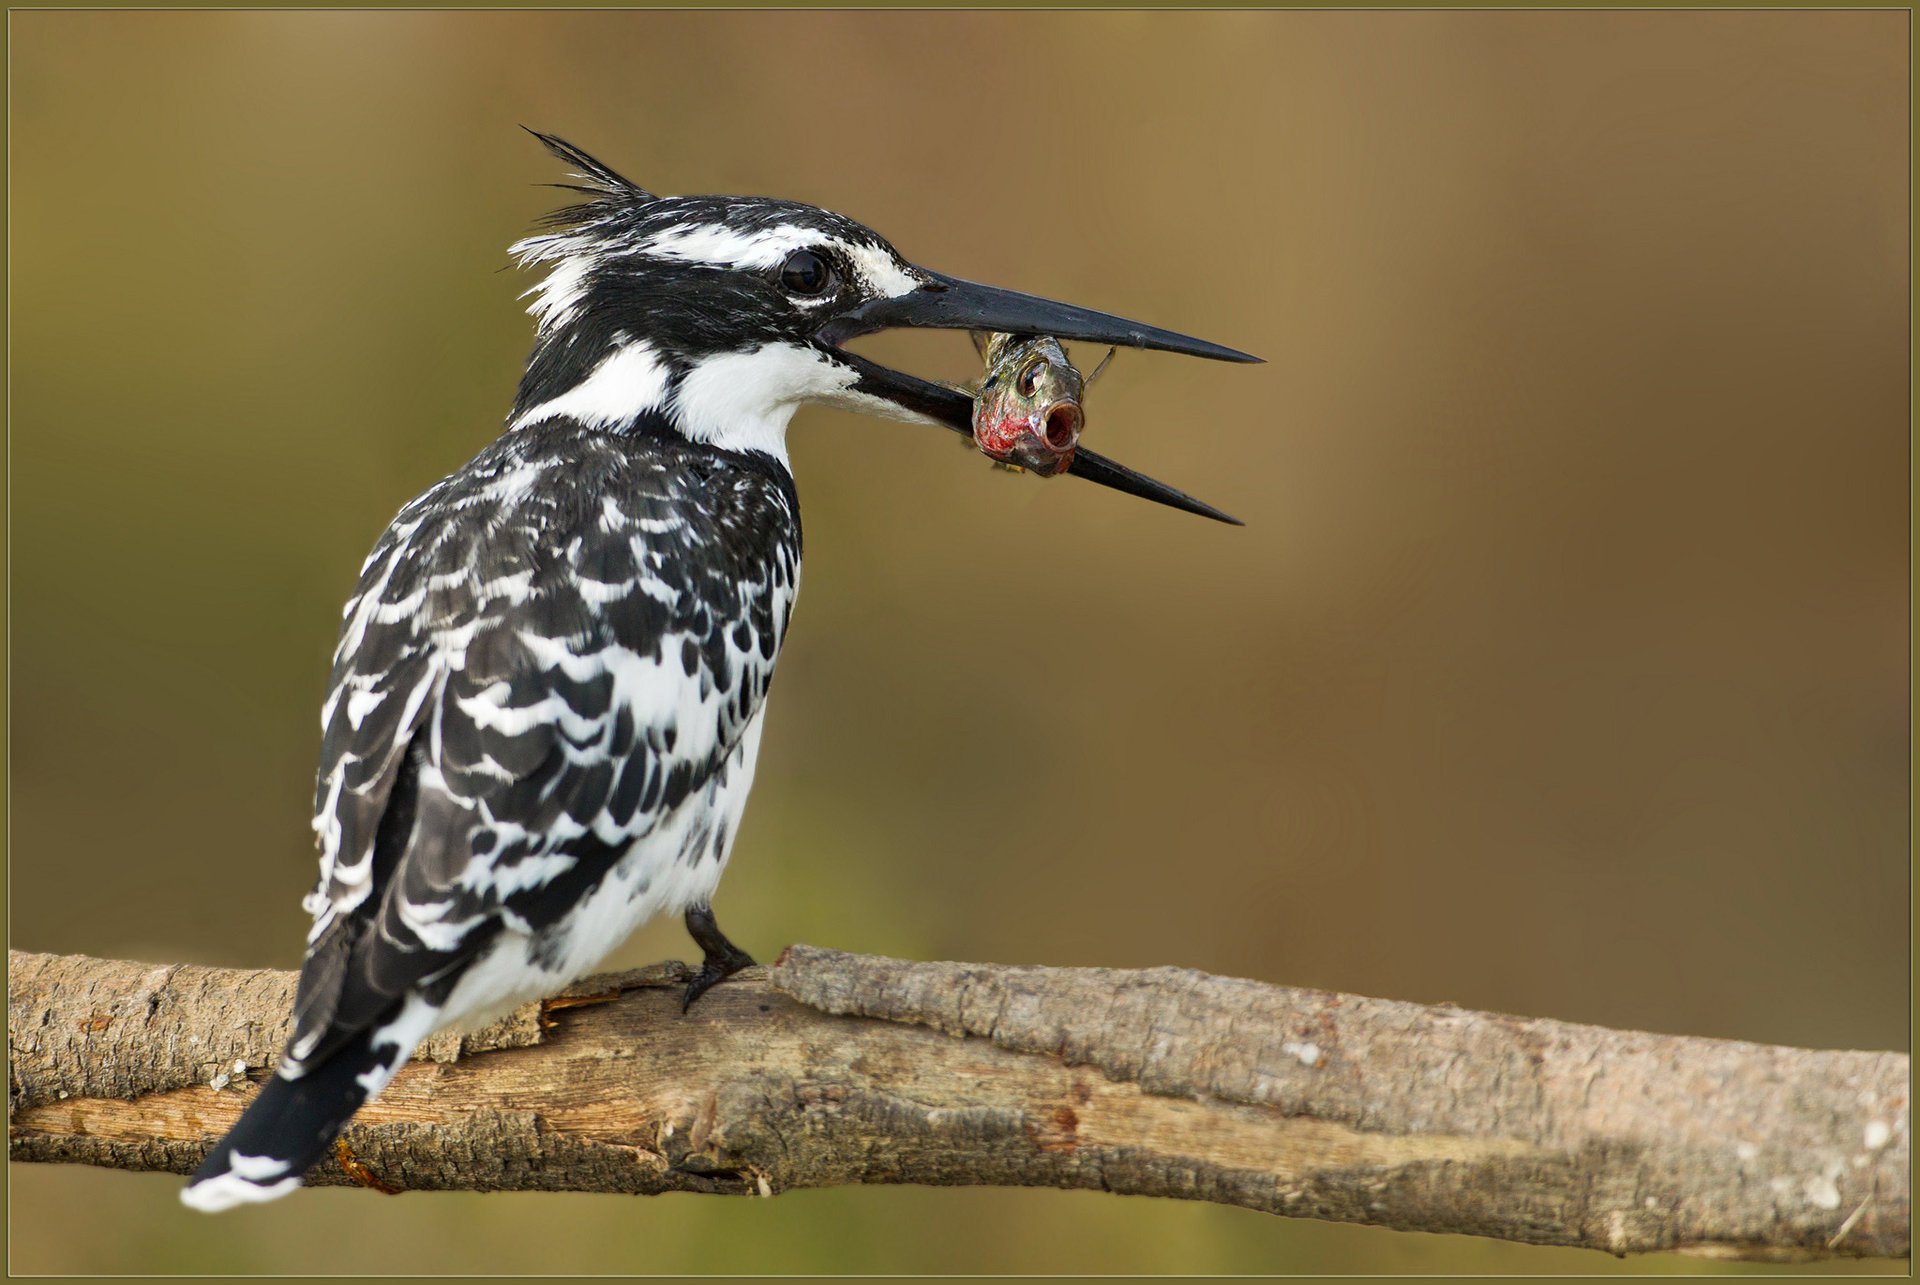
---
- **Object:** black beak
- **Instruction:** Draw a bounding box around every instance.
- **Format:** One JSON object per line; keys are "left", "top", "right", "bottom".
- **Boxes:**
{"left": 817, "top": 271, "right": 1258, "bottom": 524}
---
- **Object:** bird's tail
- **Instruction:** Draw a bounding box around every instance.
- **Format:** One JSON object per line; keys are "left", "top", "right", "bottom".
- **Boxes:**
{"left": 180, "top": 997, "right": 435, "bottom": 1212}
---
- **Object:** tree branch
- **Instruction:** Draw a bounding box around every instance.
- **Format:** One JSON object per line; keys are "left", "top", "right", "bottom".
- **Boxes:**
{"left": 6, "top": 947, "right": 1907, "bottom": 1261}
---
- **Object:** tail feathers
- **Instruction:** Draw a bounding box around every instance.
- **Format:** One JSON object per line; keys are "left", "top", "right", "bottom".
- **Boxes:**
{"left": 182, "top": 996, "right": 437, "bottom": 1212}
{"left": 180, "top": 1037, "right": 385, "bottom": 1211}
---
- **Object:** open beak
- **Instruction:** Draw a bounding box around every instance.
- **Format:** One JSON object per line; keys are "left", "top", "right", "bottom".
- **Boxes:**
{"left": 816, "top": 271, "right": 1259, "bottom": 525}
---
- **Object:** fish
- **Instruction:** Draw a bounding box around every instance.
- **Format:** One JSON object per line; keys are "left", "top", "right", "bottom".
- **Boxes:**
{"left": 969, "top": 331, "right": 1095, "bottom": 478}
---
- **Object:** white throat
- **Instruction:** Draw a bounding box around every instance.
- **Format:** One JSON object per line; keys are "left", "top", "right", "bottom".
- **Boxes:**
{"left": 669, "top": 342, "right": 861, "bottom": 467}
{"left": 511, "top": 338, "right": 936, "bottom": 465}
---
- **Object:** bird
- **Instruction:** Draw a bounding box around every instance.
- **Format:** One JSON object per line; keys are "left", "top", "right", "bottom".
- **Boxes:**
{"left": 180, "top": 130, "right": 1256, "bottom": 1212}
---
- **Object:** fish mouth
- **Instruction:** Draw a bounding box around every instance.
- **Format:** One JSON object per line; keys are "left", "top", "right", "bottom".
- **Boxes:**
{"left": 814, "top": 270, "right": 1257, "bottom": 525}
{"left": 1038, "top": 400, "right": 1083, "bottom": 455}
{"left": 976, "top": 398, "right": 1084, "bottom": 479}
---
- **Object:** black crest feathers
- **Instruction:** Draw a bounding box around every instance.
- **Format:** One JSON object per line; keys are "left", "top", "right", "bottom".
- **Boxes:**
{"left": 523, "top": 128, "right": 653, "bottom": 201}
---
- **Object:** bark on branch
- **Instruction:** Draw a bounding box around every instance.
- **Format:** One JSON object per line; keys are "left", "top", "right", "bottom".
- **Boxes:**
{"left": 6, "top": 946, "right": 1908, "bottom": 1261}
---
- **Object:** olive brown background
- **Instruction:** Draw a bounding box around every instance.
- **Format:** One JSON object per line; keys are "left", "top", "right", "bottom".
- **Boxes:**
{"left": 8, "top": 9, "right": 1908, "bottom": 1275}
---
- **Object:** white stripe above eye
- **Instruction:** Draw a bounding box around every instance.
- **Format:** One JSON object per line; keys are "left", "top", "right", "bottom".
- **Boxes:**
{"left": 511, "top": 342, "right": 670, "bottom": 432}
{"left": 638, "top": 225, "right": 923, "bottom": 299}
{"left": 641, "top": 223, "right": 819, "bottom": 270}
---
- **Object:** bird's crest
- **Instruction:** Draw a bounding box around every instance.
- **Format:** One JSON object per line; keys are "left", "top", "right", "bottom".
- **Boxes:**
{"left": 512, "top": 130, "right": 660, "bottom": 270}
{"left": 510, "top": 131, "right": 663, "bottom": 327}
{"left": 523, "top": 128, "right": 652, "bottom": 202}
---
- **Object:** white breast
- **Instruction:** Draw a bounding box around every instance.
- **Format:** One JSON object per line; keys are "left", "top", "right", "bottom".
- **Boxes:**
{"left": 435, "top": 701, "right": 770, "bottom": 1032}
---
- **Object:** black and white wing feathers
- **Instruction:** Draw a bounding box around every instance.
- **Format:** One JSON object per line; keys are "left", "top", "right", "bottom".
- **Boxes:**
{"left": 288, "top": 421, "right": 799, "bottom": 1072}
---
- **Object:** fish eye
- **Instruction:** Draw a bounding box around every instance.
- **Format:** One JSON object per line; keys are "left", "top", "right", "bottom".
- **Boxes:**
{"left": 1017, "top": 359, "right": 1045, "bottom": 397}
{"left": 780, "top": 248, "right": 836, "bottom": 297}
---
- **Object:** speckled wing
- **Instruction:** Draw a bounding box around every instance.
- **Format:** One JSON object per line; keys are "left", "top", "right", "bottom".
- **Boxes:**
{"left": 286, "top": 427, "right": 799, "bottom": 1073}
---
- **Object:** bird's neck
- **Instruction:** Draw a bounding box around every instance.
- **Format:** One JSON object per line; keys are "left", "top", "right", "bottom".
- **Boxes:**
{"left": 509, "top": 327, "right": 798, "bottom": 469}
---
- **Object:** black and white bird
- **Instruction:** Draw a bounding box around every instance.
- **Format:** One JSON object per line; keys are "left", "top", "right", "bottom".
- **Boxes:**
{"left": 181, "top": 132, "right": 1254, "bottom": 1212}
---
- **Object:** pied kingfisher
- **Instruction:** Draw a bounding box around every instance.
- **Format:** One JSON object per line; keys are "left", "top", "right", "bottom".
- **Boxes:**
{"left": 182, "top": 131, "right": 1254, "bottom": 1211}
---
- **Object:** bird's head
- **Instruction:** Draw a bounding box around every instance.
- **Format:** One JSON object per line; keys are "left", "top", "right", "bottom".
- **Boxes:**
{"left": 509, "top": 132, "right": 1256, "bottom": 522}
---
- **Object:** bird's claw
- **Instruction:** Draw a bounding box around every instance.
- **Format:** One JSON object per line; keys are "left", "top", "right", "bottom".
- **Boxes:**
{"left": 680, "top": 904, "right": 756, "bottom": 1012}
{"left": 680, "top": 945, "right": 755, "bottom": 1013}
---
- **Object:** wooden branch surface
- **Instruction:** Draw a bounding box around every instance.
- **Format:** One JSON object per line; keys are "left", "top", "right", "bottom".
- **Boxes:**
{"left": 7, "top": 946, "right": 1908, "bottom": 1261}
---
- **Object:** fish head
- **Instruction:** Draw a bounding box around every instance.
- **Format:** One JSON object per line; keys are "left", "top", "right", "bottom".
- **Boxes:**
{"left": 972, "top": 334, "right": 1086, "bottom": 478}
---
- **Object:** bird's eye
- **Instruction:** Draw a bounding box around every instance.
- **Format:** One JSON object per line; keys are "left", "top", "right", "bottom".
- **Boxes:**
{"left": 780, "top": 249, "right": 836, "bottom": 297}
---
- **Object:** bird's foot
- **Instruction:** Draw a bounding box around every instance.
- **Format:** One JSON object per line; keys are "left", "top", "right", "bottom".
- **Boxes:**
{"left": 680, "top": 951, "right": 754, "bottom": 1013}
{"left": 682, "top": 905, "right": 756, "bottom": 1013}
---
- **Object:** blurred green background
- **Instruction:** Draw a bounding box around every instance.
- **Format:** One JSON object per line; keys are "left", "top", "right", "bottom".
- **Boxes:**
{"left": 8, "top": 9, "right": 1907, "bottom": 1275}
